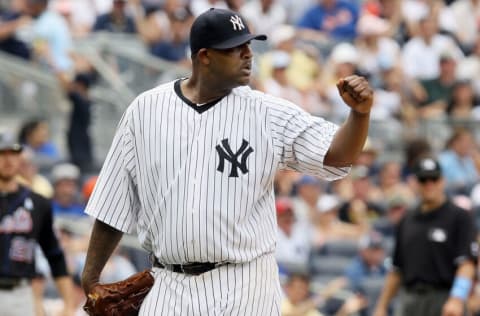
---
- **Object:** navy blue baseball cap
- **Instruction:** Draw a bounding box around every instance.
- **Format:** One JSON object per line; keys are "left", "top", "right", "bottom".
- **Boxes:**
{"left": 190, "top": 8, "right": 267, "bottom": 54}
{"left": 413, "top": 157, "right": 442, "bottom": 178}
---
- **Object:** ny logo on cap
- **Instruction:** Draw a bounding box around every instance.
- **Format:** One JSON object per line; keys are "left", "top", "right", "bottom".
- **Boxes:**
{"left": 230, "top": 15, "right": 245, "bottom": 31}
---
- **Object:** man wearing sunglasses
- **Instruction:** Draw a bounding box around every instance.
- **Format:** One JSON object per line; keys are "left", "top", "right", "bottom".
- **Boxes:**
{"left": 374, "top": 157, "right": 478, "bottom": 316}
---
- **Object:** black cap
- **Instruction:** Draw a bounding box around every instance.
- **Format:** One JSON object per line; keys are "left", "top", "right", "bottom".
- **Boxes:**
{"left": 413, "top": 157, "right": 442, "bottom": 178}
{"left": 189, "top": 8, "right": 267, "bottom": 54}
{"left": 0, "top": 131, "right": 23, "bottom": 153}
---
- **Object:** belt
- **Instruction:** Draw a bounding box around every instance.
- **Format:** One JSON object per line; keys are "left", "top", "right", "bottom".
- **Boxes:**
{"left": 406, "top": 283, "right": 450, "bottom": 294}
{"left": 153, "top": 258, "right": 229, "bottom": 276}
{"left": 0, "top": 278, "right": 29, "bottom": 290}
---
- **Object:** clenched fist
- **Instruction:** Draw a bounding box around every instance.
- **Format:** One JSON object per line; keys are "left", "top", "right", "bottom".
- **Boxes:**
{"left": 336, "top": 75, "right": 374, "bottom": 115}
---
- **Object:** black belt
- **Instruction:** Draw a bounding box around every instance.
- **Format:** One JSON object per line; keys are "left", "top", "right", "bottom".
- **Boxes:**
{"left": 0, "top": 278, "right": 29, "bottom": 290}
{"left": 406, "top": 283, "right": 450, "bottom": 294}
{"left": 153, "top": 258, "right": 229, "bottom": 276}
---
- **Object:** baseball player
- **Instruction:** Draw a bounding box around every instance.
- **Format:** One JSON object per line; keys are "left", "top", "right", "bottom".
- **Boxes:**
{"left": 81, "top": 8, "right": 374, "bottom": 315}
{"left": 0, "top": 131, "right": 76, "bottom": 316}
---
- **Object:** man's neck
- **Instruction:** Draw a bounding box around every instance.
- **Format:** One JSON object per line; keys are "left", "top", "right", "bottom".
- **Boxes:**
{"left": 0, "top": 179, "right": 19, "bottom": 194}
{"left": 182, "top": 76, "right": 232, "bottom": 104}
{"left": 420, "top": 196, "right": 446, "bottom": 213}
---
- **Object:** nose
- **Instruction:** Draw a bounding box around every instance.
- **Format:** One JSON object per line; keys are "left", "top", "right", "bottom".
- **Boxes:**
{"left": 241, "top": 43, "right": 252, "bottom": 59}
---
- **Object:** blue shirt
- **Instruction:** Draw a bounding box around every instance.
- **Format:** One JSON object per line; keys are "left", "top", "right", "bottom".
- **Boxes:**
{"left": 93, "top": 14, "right": 136, "bottom": 34}
{"left": 52, "top": 201, "right": 86, "bottom": 217}
{"left": 345, "top": 256, "right": 388, "bottom": 292}
{"left": 297, "top": 1, "right": 359, "bottom": 41}
{"left": 438, "top": 150, "right": 479, "bottom": 194}
{"left": 31, "top": 11, "right": 73, "bottom": 71}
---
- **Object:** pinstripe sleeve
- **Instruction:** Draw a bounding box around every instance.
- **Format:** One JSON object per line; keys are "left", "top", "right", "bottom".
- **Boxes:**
{"left": 267, "top": 99, "right": 350, "bottom": 181}
{"left": 84, "top": 105, "right": 140, "bottom": 234}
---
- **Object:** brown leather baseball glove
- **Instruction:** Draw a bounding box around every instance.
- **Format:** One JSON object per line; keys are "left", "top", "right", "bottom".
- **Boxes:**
{"left": 83, "top": 270, "right": 154, "bottom": 316}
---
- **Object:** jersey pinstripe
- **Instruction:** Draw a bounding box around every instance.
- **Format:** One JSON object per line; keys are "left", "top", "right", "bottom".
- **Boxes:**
{"left": 85, "top": 80, "right": 349, "bottom": 264}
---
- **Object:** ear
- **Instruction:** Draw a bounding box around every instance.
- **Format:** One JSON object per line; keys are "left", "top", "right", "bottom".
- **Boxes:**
{"left": 197, "top": 48, "right": 211, "bottom": 65}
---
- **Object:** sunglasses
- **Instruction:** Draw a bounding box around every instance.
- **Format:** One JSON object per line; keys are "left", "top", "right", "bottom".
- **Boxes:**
{"left": 417, "top": 175, "right": 440, "bottom": 184}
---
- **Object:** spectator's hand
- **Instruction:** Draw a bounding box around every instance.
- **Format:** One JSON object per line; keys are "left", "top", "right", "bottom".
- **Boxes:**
{"left": 337, "top": 294, "right": 368, "bottom": 315}
{"left": 321, "top": 277, "right": 348, "bottom": 299}
{"left": 337, "top": 76, "right": 373, "bottom": 115}
{"left": 16, "top": 15, "right": 32, "bottom": 28}
{"left": 442, "top": 297, "right": 464, "bottom": 316}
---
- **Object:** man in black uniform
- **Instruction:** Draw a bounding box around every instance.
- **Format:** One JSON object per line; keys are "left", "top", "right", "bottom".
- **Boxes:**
{"left": 0, "top": 131, "right": 75, "bottom": 316}
{"left": 373, "top": 157, "right": 478, "bottom": 316}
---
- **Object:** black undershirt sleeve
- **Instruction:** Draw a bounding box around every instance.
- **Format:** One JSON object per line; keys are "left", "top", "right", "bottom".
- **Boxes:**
{"left": 38, "top": 201, "right": 69, "bottom": 278}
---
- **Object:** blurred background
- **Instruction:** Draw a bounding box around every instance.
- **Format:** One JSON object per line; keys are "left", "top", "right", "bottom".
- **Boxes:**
{"left": 2, "top": 0, "right": 480, "bottom": 315}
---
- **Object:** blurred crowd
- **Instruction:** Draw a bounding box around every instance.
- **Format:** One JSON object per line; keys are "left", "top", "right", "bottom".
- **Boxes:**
{"left": 2, "top": 0, "right": 480, "bottom": 315}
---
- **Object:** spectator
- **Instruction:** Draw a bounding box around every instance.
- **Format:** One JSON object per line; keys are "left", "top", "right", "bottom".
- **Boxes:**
{"left": 414, "top": 53, "right": 458, "bottom": 119}
{"left": 377, "top": 160, "right": 415, "bottom": 203}
{"left": 402, "top": 137, "right": 433, "bottom": 180}
{"left": 15, "top": 147, "right": 53, "bottom": 198}
{"left": 447, "top": 79, "right": 480, "bottom": 120}
{"left": 149, "top": 7, "right": 192, "bottom": 64}
{"left": 401, "top": 15, "right": 463, "bottom": 80}
{"left": 296, "top": 0, "right": 360, "bottom": 43}
{"left": 344, "top": 232, "right": 388, "bottom": 293}
{"left": 457, "top": 36, "right": 480, "bottom": 97}
{"left": 355, "top": 14, "right": 400, "bottom": 82}
{"left": 319, "top": 42, "right": 361, "bottom": 122}
{"left": 438, "top": 128, "right": 480, "bottom": 195}
{"left": 93, "top": 0, "right": 136, "bottom": 34}
{"left": 240, "top": 0, "right": 286, "bottom": 37}
{"left": 0, "top": 0, "right": 31, "bottom": 60}
{"left": 273, "top": 169, "right": 300, "bottom": 197}
{"left": 190, "top": 0, "right": 228, "bottom": 17}
{"left": 58, "top": 71, "right": 96, "bottom": 172}
{"left": 373, "top": 195, "right": 409, "bottom": 238}
{"left": 292, "top": 175, "right": 324, "bottom": 223}
{"left": 312, "top": 194, "right": 365, "bottom": 251}
{"left": 18, "top": 119, "right": 61, "bottom": 168}
{"left": 281, "top": 274, "right": 367, "bottom": 316}
{"left": 261, "top": 50, "right": 303, "bottom": 105}
{"left": 338, "top": 165, "right": 383, "bottom": 226}
{"left": 23, "top": 0, "right": 73, "bottom": 72}
{"left": 275, "top": 197, "right": 313, "bottom": 275}
{"left": 443, "top": 0, "right": 480, "bottom": 51}
{"left": 50, "top": 163, "right": 85, "bottom": 217}
{"left": 258, "top": 24, "right": 322, "bottom": 95}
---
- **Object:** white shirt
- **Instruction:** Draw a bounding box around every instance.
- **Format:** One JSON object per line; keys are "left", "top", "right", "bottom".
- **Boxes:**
{"left": 85, "top": 80, "right": 349, "bottom": 264}
{"left": 240, "top": 1, "right": 287, "bottom": 37}
{"left": 402, "top": 34, "right": 464, "bottom": 80}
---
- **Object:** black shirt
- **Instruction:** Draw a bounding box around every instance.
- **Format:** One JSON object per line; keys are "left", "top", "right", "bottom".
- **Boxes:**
{"left": 0, "top": 186, "right": 68, "bottom": 279}
{"left": 393, "top": 201, "right": 478, "bottom": 288}
{"left": 0, "top": 11, "right": 31, "bottom": 60}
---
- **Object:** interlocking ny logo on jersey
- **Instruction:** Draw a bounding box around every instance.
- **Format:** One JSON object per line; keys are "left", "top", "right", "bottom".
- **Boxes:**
{"left": 229, "top": 15, "right": 245, "bottom": 31}
{"left": 216, "top": 139, "right": 253, "bottom": 177}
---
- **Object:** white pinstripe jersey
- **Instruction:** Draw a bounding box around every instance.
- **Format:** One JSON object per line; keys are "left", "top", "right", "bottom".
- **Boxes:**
{"left": 85, "top": 79, "right": 349, "bottom": 264}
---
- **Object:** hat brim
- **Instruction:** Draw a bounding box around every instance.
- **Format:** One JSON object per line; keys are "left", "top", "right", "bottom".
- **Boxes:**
{"left": 0, "top": 144, "right": 23, "bottom": 153}
{"left": 211, "top": 33, "right": 267, "bottom": 50}
{"left": 415, "top": 170, "right": 442, "bottom": 178}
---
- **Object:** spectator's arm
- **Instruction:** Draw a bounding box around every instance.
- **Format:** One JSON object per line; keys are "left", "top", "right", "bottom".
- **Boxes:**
{"left": 283, "top": 278, "right": 347, "bottom": 316}
{"left": 0, "top": 16, "right": 29, "bottom": 40}
{"left": 129, "top": 0, "right": 163, "bottom": 44}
